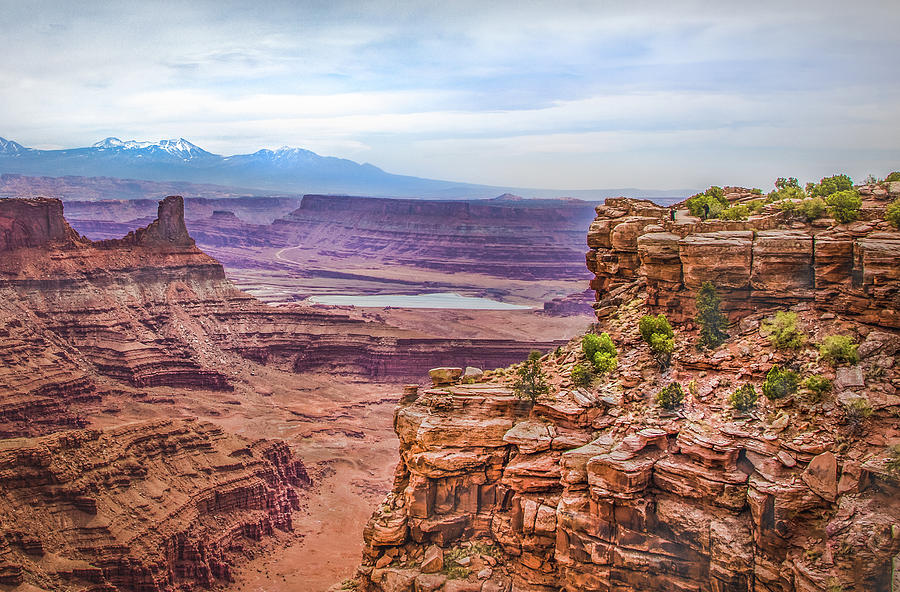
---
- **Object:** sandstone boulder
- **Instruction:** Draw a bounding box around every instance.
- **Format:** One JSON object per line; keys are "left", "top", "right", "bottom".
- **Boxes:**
{"left": 429, "top": 367, "right": 463, "bottom": 386}
{"left": 802, "top": 451, "right": 838, "bottom": 502}
{"left": 421, "top": 545, "right": 444, "bottom": 574}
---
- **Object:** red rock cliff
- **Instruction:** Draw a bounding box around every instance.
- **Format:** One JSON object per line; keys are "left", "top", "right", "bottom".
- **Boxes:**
{"left": 353, "top": 184, "right": 900, "bottom": 592}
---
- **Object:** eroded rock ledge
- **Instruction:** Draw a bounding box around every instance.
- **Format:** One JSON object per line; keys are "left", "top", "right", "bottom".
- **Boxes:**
{"left": 585, "top": 185, "right": 900, "bottom": 328}
{"left": 0, "top": 418, "right": 310, "bottom": 591}
{"left": 353, "top": 187, "right": 900, "bottom": 592}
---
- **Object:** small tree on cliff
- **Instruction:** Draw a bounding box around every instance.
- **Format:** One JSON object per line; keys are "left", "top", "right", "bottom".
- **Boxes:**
{"left": 639, "top": 314, "right": 675, "bottom": 370}
{"left": 513, "top": 351, "right": 550, "bottom": 403}
{"left": 695, "top": 282, "right": 728, "bottom": 349}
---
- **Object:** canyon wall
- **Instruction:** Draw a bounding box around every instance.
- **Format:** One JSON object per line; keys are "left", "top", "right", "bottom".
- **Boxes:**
{"left": 270, "top": 195, "right": 597, "bottom": 281}
{"left": 0, "top": 418, "right": 310, "bottom": 591}
{"left": 585, "top": 186, "right": 900, "bottom": 328}
{"left": 353, "top": 185, "right": 900, "bottom": 592}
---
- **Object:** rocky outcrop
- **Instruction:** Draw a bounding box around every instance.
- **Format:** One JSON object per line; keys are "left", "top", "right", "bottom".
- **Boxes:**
{"left": 586, "top": 187, "right": 900, "bottom": 328}
{"left": 0, "top": 418, "right": 309, "bottom": 591}
{"left": 355, "top": 319, "right": 900, "bottom": 591}
{"left": 0, "top": 196, "right": 84, "bottom": 251}
{"left": 354, "top": 182, "right": 900, "bottom": 592}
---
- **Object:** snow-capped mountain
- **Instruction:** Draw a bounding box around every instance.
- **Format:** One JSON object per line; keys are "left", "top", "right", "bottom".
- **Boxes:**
{"left": 0, "top": 136, "right": 694, "bottom": 199}
{"left": 91, "top": 137, "right": 215, "bottom": 161}
{"left": 0, "top": 137, "right": 28, "bottom": 155}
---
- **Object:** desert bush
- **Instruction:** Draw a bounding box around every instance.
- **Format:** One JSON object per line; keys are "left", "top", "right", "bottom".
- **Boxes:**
{"left": 750, "top": 188, "right": 763, "bottom": 195}
{"left": 886, "top": 198, "right": 900, "bottom": 229}
{"left": 720, "top": 204, "right": 750, "bottom": 220}
{"left": 797, "top": 197, "right": 826, "bottom": 221}
{"left": 802, "top": 375, "right": 832, "bottom": 402}
{"left": 729, "top": 383, "right": 758, "bottom": 411}
{"left": 762, "top": 365, "right": 799, "bottom": 400}
{"left": 842, "top": 397, "right": 873, "bottom": 436}
{"left": 582, "top": 332, "right": 618, "bottom": 374}
{"left": 761, "top": 311, "right": 805, "bottom": 349}
{"left": 747, "top": 199, "right": 765, "bottom": 213}
{"left": 570, "top": 363, "right": 593, "bottom": 388}
{"left": 695, "top": 282, "right": 728, "bottom": 349}
{"left": 807, "top": 174, "right": 853, "bottom": 198}
{"left": 819, "top": 335, "right": 859, "bottom": 365}
{"left": 639, "top": 314, "right": 675, "bottom": 369}
{"left": 768, "top": 177, "right": 806, "bottom": 202}
{"left": 656, "top": 382, "right": 685, "bottom": 410}
{"left": 885, "top": 171, "right": 900, "bottom": 182}
{"left": 686, "top": 186, "right": 728, "bottom": 219}
{"left": 513, "top": 351, "right": 549, "bottom": 403}
{"left": 825, "top": 189, "right": 862, "bottom": 223}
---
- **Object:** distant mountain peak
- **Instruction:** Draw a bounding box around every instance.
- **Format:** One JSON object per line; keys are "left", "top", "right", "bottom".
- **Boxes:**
{"left": 0, "top": 137, "right": 27, "bottom": 155}
{"left": 92, "top": 137, "right": 211, "bottom": 160}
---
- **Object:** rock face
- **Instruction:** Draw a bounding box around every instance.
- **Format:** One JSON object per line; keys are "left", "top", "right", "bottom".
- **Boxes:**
{"left": 585, "top": 194, "right": 900, "bottom": 328}
{"left": 0, "top": 419, "right": 309, "bottom": 591}
{"left": 0, "top": 196, "right": 83, "bottom": 251}
{"left": 355, "top": 184, "right": 900, "bottom": 592}
{"left": 357, "top": 363, "right": 899, "bottom": 592}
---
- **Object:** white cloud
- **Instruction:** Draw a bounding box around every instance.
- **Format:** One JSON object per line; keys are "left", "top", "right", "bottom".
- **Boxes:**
{"left": 1, "top": 0, "right": 899, "bottom": 188}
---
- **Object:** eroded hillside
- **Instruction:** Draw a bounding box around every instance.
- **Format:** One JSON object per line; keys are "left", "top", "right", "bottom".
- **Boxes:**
{"left": 352, "top": 182, "right": 900, "bottom": 592}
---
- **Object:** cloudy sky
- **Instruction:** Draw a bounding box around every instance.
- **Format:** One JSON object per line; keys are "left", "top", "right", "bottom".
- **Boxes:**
{"left": 2, "top": 0, "right": 899, "bottom": 190}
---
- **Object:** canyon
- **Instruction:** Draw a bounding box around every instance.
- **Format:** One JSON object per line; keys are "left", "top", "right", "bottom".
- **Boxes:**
{"left": 353, "top": 183, "right": 900, "bottom": 591}
{"left": 0, "top": 194, "right": 579, "bottom": 592}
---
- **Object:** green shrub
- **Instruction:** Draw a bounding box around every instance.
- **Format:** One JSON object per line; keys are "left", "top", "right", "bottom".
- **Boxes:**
{"left": 747, "top": 199, "right": 765, "bottom": 213}
{"left": 695, "top": 282, "right": 728, "bottom": 349}
{"left": 797, "top": 197, "right": 826, "bottom": 221}
{"left": 570, "top": 363, "right": 593, "bottom": 388}
{"left": 750, "top": 188, "right": 763, "bottom": 195}
{"left": 778, "top": 199, "right": 798, "bottom": 213}
{"left": 802, "top": 375, "right": 832, "bottom": 401}
{"left": 808, "top": 174, "right": 853, "bottom": 198}
{"left": 582, "top": 332, "right": 618, "bottom": 374}
{"left": 656, "top": 382, "right": 685, "bottom": 410}
{"left": 729, "top": 383, "right": 758, "bottom": 411}
{"left": 761, "top": 311, "right": 805, "bottom": 349}
{"left": 825, "top": 189, "right": 862, "bottom": 223}
{"left": 639, "top": 314, "right": 675, "bottom": 369}
{"left": 762, "top": 365, "right": 799, "bottom": 400}
{"left": 884, "top": 171, "right": 900, "bottom": 182}
{"left": 886, "top": 198, "right": 900, "bottom": 229}
{"left": 819, "top": 335, "right": 859, "bottom": 365}
{"left": 768, "top": 177, "right": 806, "bottom": 203}
{"left": 720, "top": 204, "right": 750, "bottom": 220}
{"left": 593, "top": 351, "right": 618, "bottom": 374}
{"left": 686, "top": 186, "right": 728, "bottom": 220}
{"left": 639, "top": 314, "right": 673, "bottom": 343}
{"left": 842, "top": 397, "right": 873, "bottom": 436}
{"left": 513, "top": 351, "right": 549, "bottom": 403}
{"left": 776, "top": 177, "right": 800, "bottom": 189}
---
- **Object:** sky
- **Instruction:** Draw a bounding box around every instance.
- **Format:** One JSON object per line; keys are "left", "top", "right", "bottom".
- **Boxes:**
{"left": 1, "top": 0, "right": 899, "bottom": 190}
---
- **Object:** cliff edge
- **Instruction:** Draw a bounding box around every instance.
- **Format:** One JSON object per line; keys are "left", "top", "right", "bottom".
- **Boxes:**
{"left": 351, "top": 182, "right": 900, "bottom": 592}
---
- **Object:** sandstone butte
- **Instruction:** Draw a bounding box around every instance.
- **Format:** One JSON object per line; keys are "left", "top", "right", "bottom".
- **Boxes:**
{"left": 352, "top": 182, "right": 900, "bottom": 592}
{"left": 0, "top": 195, "right": 564, "bottom": 591}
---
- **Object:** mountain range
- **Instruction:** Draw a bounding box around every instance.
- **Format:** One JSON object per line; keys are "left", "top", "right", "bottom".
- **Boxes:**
{"left": 0, "top": 136, "right": 694, "bottom": 200}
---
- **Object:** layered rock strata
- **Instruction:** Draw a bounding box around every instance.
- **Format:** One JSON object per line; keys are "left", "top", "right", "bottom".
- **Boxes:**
{"left": 357, "top": 318, "right": 900, "bottom": 592}
{"left": 354, "top": 182, "right": 900, "bottom": 592}
{"left": 585, "top": 185, "right": 900, "bottom": 328}
{"left": 0, "top": 418, "right": 310, "bottom": 591}
{"left": 0, "top": 196, "right": 564, "bottom": 438}
{"left": 271, "top": 195, "right": 597, "bottom": 281}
